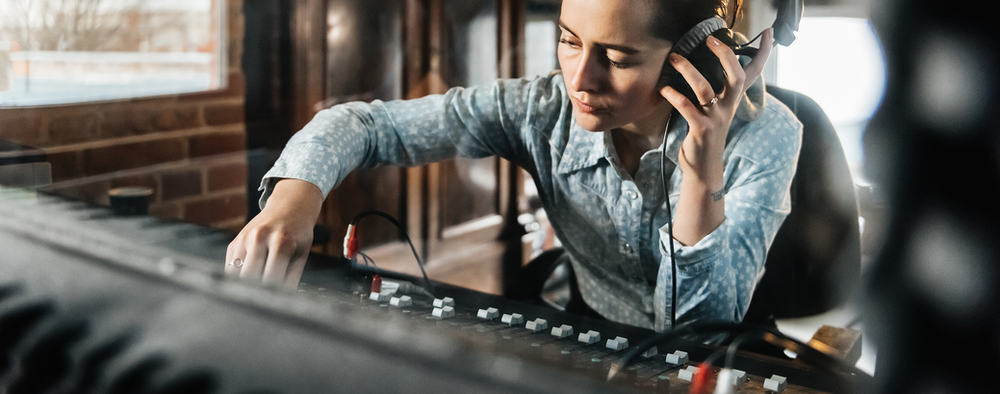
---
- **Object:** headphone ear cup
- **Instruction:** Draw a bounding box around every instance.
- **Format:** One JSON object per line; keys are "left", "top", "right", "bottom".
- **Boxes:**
{"left": 773, "top": 21, "right": 797, "bottom": 46}
{"left": 659, "top": 29, "right": 733, "bottom": 105}
{"left": 771, "top": 0, "right": 803, "bottom": 46}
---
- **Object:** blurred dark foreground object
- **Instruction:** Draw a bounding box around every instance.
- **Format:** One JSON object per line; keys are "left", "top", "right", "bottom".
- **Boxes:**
{"left": 862, "top": 0, "right": 1000, "bottom": 393}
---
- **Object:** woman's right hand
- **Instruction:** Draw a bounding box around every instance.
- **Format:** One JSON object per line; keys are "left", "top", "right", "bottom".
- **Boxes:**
{"left": 225, "top": 178, "right": 324, "bottom": 289}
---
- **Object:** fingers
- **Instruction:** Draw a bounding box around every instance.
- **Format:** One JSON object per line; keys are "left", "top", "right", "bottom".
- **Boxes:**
{"left": 238, "top": 232, "right": 270, "bottom": 280}
{"left": 661, "top": 84, "right": 707, "bottom": 122}
{"left": 283, "top": 253, "right": 309, "bottom": 288}
{"left": 260, "top": 234, "right": 298, "bottom": 285}
{"left": 705, "top": 36, "right": 746, "bottom": 106}
{"left": 225, "top": 241, "right": 245, "bottom": 276}
{"left": 666, "top": 29, "right": 775, "bottom": 113}
{"left": 667, "top": 53, "right": 717, "bottom": 108}
{"left": 739, "top": 28, "right": 774, "bottom": 92}
{"left": 226, "top": 226, "right": 309, "bottom": 289}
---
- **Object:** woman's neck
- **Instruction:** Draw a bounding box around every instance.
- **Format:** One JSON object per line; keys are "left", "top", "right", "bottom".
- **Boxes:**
{"left": 611, "top": 103, "right": 673, "bottom": 177}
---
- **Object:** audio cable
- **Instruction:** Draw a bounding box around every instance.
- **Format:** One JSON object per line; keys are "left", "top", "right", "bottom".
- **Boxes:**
{"left": 606, "top": 321, "right": 874, "bottom": 389}
{"left": 343, "top": 210, "right": 433, "bottom": 295}
{"left": 660, "top": 112, "right": 679, "bottom": 330}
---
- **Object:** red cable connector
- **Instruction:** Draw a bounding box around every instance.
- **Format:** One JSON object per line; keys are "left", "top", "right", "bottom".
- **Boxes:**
{"left": 689, "top": 362, "right": 712, "bottom": 394}
{"left": 343, "top": 224, "right": 358, "bottom": 259}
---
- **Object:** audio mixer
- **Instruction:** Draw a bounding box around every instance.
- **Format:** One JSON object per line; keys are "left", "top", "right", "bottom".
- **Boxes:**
{"left": 0, "top": 187, "right": 860, "bottom": 393}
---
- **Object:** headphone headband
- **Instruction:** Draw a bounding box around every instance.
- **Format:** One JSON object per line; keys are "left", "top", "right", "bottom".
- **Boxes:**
{"left": 671, "top": 16, "right": 728, "bottom": 57}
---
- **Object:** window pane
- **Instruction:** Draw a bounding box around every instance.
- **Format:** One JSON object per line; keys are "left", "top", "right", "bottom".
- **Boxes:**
{"left": 774, "top": 17, "right": 887, "bottom": 183}
{"left": 0, "top": 0, "right": 225, "bottom": 107}
{"left": 523, "top": 0, "right": 560, "bottom": 80}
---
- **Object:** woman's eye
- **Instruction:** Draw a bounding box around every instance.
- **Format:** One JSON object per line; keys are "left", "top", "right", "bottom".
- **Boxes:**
{"left": 608, "top": 59, "right": 628, "bottom": 69}
{"left": 558, "top": 38, "right": 579, "bottom": 48}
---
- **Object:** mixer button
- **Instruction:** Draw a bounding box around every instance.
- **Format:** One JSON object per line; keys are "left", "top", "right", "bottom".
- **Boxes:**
{"left": 605, "top": 336, "right": 629, "bottom": 350}
{"left": 369, "top": 292, "right": 390, "bottom": 302}
{"left": 551, "top": 324, "right": 574, "bottom": 338}
{"left": 577, "top": 330, "right": 601, "bottom": 344}
{"left": 501, "top": 313, "right": 524, "bottom": 325}
{"left": 718, "top": 369, "right": 747, "bottom": 386}
{"left": 433, "top": 297, "right": 455, "bottom": 308}
{"left": 525, "top": 318, "right": 549, "bottom": 332}
{"left": 477, "top": 307, "right": 500, "bottom": 320}
{"left": 389, "top": 296, "right": 412, "bottom": 307}
{"left": 665, "top": 350, "right": 689, "bottom": 365}
{"left": 764, "top": 374, "right": 787, "bottom": 392}
{"left": 432, "top": 306, "right": 455, "bottom": 319}
{"left": 678, "top": 365, "right": 699, "bottom": 382}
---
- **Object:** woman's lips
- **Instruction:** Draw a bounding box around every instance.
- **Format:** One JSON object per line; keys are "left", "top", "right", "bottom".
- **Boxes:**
{"left": 573, "top": 97, "right": 606, "bottom": 114}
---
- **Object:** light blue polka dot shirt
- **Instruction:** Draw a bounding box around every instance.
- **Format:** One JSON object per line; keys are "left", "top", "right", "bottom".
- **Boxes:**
{"left": 262, "top": 73, "right": 802, "bottom": 332}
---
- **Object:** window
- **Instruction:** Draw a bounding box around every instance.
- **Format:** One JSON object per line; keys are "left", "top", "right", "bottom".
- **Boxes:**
{"left": 773, "top": 17, "right": 887, "bottom": 184}
{"left": 523, "top": 0, "right": 560, "bottom": 80}
{"left": 0, "top": 0, "right": 226, "bottom": 107}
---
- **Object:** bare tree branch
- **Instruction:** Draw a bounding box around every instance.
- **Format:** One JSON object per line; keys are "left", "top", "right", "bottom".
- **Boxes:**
{"left": 0, "top": 0, "right": 153, "bottom": 51}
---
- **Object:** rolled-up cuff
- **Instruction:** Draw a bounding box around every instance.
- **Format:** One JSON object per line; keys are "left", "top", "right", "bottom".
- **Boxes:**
{"left": 658, "top": 218, "right": 728, "bottom": 264}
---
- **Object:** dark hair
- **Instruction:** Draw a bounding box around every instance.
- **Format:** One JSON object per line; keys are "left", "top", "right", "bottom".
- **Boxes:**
{"left": 645, "top": 0, "right": 742, "bottom": 43}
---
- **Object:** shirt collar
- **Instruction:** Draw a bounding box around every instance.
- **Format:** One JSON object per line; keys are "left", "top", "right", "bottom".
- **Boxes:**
{"left": 662, "top": 114, "right": 688, "bottom": 168}
{"left": 556, "top": 121, "right": 608, "bottom": 174}
{"left": 557, "top": 113, "right": 691, "bottom": 175}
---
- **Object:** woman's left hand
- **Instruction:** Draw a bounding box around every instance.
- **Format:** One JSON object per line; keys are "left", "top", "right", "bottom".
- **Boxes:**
{"left": 660, "top": 28, "right": 774, "bottom": 183}
{"left": 659, "top": 28, "right": 774, "bottom": 246}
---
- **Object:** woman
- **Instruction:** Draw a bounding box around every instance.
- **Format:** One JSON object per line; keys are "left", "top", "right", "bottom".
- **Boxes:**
{"left": 226, "top": 0, "right": 801, "bottom": 332}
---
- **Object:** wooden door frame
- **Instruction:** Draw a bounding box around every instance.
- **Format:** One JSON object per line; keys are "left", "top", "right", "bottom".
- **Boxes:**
{"left": 285, "top": 0, "right": 528, "bottom": 294}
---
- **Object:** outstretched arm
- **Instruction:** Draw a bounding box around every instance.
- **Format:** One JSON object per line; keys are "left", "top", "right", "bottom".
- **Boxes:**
{"left": 223, "top": 76, "right": 564, "bottom": 287}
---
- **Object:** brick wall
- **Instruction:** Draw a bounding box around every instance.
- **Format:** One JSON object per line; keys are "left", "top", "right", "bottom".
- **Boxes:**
{"left": 0, "top": 0, "right": 248, "bottom": 231}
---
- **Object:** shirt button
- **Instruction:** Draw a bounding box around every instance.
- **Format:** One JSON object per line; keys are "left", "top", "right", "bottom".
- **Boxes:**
{"left": 625, "top": 190, "right": 638, "bottom": 200}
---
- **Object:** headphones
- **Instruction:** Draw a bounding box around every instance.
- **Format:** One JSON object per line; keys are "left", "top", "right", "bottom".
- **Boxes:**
{"left": 658, "top": 0, "right": 804, "bottom": 106}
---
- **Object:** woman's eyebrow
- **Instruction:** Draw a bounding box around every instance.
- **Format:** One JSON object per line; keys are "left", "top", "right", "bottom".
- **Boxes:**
{"left": 557, "top": 19, "right": 641, "bottom": 55}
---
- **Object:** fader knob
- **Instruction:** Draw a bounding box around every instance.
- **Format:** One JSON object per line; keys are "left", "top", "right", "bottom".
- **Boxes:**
{"left": 389, "top": 296, "right": 412, "bottom": 307}
{"left": 525, "top": 318, "right": 549, "bottom": 332}
{"left": 477, "top": 307, "right": 500, "bottom": 320}
{"left": 678, "top": 365, "right": 699, "bottom": 382}
{"left": 501, "top": 313, "right": 524, "bottom": 325}
{"left": 433, "top": 297, "right": 455, "bottom": 308}
{"left": 551, "top": 324, "right": 574, "bottom": 338}
{"left": 763, "top": 374, "right": 787, "bottom": 392}
{"left": 577, "top": 330, "right": 601, "bottom": 344}
{"left": 665, "top": 350, "right": 689, "bottom": 365}
{"left": 606, "top": 336, "right": 629, "bottom": 351}
{"left": 432, "top": 306, "right": 455, "bottom": 319}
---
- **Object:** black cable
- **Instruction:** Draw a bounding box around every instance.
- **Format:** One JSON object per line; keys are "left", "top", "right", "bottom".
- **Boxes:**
{"left": 351, "top": 210, "right": 432, "bottom": 292}
{"left": 607, "top": 321, "right": 874, "bottom": 385}
{"left": 696, "top": 331, "right": 769, "bottom": 374}
{"left": 660, "top": 112, "right": 678, "bottom": 330}
{"left": 724, "top": 330, "right": 764, "bottom": 370}
{"left": 358, "top": 251, "right": 378, "bottom": 271}
{"left": 744, "top": 30, "right": 764, "bottom": 47}
{"left": 608, "top": 321, "right": 745, "bottom": 381}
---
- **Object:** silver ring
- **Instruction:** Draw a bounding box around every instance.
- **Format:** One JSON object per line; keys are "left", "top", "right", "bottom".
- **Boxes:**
{"left": 700, "top": 97, "right": 718, "bottom": 108}
{"left": 230, "top": 258, "right": 243, "bottom": 268}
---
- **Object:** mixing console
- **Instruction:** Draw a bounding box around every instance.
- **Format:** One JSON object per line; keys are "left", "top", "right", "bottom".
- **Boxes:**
{"left": 296, "top": 264, "right": 853, "bottom": 394}
{"left": 0, "top": 187, "right": 858, "bottom": 393}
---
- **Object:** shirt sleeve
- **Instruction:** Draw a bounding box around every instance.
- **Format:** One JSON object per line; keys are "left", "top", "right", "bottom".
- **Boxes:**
{"left": 655, "top": 104, "right": 803, "bottom": 331}
{"left": 258, "top": 76, "right": 561, "bottom": 208}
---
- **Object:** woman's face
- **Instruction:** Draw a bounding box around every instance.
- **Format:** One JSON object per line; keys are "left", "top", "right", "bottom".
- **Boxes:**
{"left": 558, "top": 0, "right": 673, "bottom": 134}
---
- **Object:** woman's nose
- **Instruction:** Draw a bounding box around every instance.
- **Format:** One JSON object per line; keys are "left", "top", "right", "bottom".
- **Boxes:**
{"left": 569, "top": 50, "right": 601, "bottom": 93}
